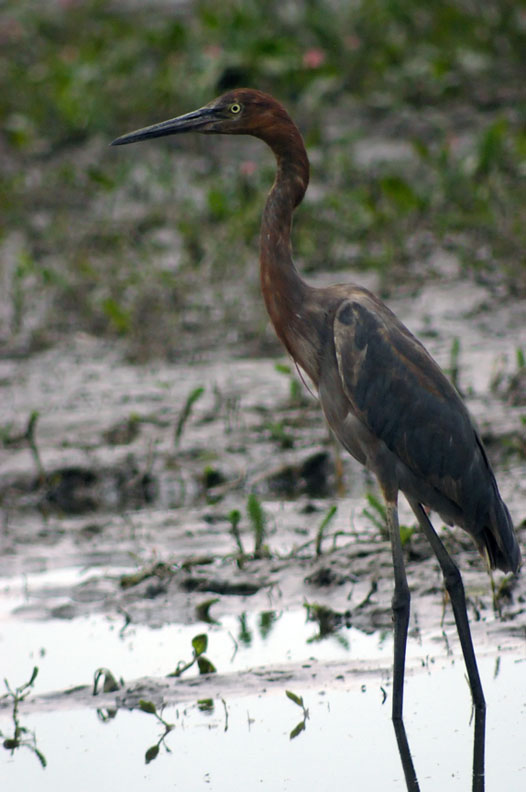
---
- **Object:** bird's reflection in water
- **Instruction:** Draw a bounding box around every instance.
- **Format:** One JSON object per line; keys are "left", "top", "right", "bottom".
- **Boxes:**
{"left": 393, "top": 704, "right": 485, "bottom": 791}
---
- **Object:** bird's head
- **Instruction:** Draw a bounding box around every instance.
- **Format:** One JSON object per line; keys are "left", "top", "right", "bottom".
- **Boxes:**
{"left": 111, "top": 88, "right": 292, "bottom": 147}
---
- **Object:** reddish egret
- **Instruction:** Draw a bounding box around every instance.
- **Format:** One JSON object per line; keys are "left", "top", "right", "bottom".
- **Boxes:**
{"left": 112, "top": 89, "right": 521, "bottom": 787}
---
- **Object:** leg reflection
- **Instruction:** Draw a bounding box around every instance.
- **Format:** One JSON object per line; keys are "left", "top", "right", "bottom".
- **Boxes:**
{"left": 391, "top": 703, "right": 486, "bottom": 792}
{"left": 472, "top": 703, "right": 486, "bottom": 792}
{"left": 392, "top": 717, "right": 420, "bottom": 792}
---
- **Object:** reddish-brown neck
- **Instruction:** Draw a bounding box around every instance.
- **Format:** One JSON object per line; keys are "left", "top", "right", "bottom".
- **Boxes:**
{"left": 258, "top": 117, "right": 311, "bottom": 363}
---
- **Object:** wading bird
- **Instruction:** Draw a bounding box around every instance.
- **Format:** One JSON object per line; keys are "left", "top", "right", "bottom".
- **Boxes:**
{"left": 112, "top": 90, "right": 521, "bottom": 788}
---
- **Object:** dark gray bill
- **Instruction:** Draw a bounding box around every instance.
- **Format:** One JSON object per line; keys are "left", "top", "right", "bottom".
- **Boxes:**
{"left": 110, "top": 106, "right": 216, "bottom": 146}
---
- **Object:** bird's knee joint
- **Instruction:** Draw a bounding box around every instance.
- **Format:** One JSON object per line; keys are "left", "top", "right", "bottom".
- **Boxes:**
{"left": 391, "top": 587, "right": 410, "bottom": 613}
{"left": 444, "top": 565, "right": 463, "bottom": 594}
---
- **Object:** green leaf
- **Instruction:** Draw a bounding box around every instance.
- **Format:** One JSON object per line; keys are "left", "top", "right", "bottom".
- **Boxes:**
{"left": 362, "top": 492, "right": 388, "bottom": 538}
{"left": 102, "top": 671, "right": 119, "bottom": 693}
{"left": 145, "top": 745, "right": 160, "bottom": 764}
{"left": 315, "top": 504, "right": 337, "bottom": 555}
{"left": 28, "top": 666, "right": 39, "bottom": 687}
{"left": 399, "top": 524, "right": 415, "bottom": 547}
{"left": 175, "top": 386, "right": 205, "bottom": 445}
{"left": 289, "top": 720, "right": 306, "bottom": 740}
{"left": 228, "top": 509, "right": 241, "bottom": 527}
{"left": 93, "top": 667, "right": 119, "bottom": 695}
{"left": 192, "top": 633, "right": 208, "bottom": 656}
{"left": 247, "top": 492, "right": 266, "bottom": 555}
{"left": 138, "top": 699, "right": 157, "bottom": 715}
{"left": 196, "top": 656, "right": 217, "bottom": 675}
{"left": 195, "top": 598, "right": 220, "bottom": 623}
{"left": 35, "top": 748, "right": 47, "bottom": 768}
{"left": 285, "top": 690, "right": 303, "bottom": 708}
{"left": 197, "top": 698, "right": 214, "bottom": 712}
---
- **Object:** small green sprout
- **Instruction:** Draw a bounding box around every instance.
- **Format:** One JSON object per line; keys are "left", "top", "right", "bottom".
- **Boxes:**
{"left": 138, "top": 699, "right": 174, "bottom": 764}
{"left": 1, "top": 667, "right": 46, "bottom": 768}
{"left": 315, "top": 504, "right": 337, "bottom": 556}
{"left": 247, "top": 492, "right": 267, "bottom": 558}
{"left": 168, "top": 633, "right": 217, "bottom": 678}
{"left": 175, "top": 386, "right": 205, "bottom": 446}
{"left": 285, "top": 690, "right": 309, "bottom": 739}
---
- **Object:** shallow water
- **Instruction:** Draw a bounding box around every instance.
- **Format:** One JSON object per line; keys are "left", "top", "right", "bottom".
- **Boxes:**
{"left": 2, "top": 592, "right": 391, "bottom": 695}
{"left": 1, "top": 652, "right": 525, "bottom": 791}
{"left": 2, "top": 566, "right": 526, "bottom": 791}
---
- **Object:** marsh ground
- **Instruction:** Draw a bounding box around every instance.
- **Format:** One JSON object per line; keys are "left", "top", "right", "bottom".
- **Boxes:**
{"left": 1, "top": 1, "right": 526, "bottom": 789}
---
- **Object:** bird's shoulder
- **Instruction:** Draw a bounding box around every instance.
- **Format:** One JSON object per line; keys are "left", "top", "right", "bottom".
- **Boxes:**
{"left": 325, "top": 285, "right": 455, "bottom": 405}
{"left": 324, "top": 286, "right": 478, "bottom": 479}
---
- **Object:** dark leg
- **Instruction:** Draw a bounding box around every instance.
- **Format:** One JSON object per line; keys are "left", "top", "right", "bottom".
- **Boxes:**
{"left": 385, "top": 499, "right": 420, "bottom": 791}
{"left": 392, "top": 718, "right": 420, "bottom": 792}
{"left": 385, "top": 499, "right": 411, "bottom": 721}
{"left": 408, "top": 499, "right": 486, "bottom": 791}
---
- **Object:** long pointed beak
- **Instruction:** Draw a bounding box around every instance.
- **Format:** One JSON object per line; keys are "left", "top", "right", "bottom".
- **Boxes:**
{"left": 110, "top": 106, "right": 217, "bottom": 146}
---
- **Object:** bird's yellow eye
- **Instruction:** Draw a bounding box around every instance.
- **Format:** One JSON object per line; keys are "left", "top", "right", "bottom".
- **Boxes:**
{"left": 229, "top": 103, "right": 242, "bottom": 115}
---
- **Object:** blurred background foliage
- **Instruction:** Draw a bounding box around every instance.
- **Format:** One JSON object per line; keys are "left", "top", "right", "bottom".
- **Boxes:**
{"left": 1, "top": 0, "right": 525, "bottom": 359}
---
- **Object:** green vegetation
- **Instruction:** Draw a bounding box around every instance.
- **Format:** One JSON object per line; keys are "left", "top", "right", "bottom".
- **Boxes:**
{"left": 168, "top": 632, "right": 217, "bottom": 677}
{"left": 274, "top": 362, "right": 305, "bottom": 405}
{"left": 247, "top": 491, "right": 267, "bottom": 557}
{"left": 1, "top": 667, "right": 46, "bottom": 768}
{"left": 315, "top": 503, "right": 337, "bottom": 555}
{"left": 227, "top": 495, "right": 269, "bottom": 562}
{"left": 93, "top": 666, "right": 121, "bottom": 694}
{"left": 175, "top": 386, "right": 205, "bottom": 446}
{"left": 304, "top": 601, "right": 351, "bottom": 645}
{"left": 362, "top": 492, "right": 415, "bottom": 546}
{"left": 285, "top": 689, "right": 309, "bottom": 739}
{"left": 2, "top": 0, "right": 525, "bottom": 358}
{"left": 137, "top": 699, "right": 175, "bottom": 764}
{"left": 227, "top": 507, "right": 244, "bottom": 556}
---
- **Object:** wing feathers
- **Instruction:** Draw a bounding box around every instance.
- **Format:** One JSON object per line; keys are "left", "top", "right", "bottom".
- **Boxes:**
{"left": 332, "top": 295, "right": 520, "bottom": 572}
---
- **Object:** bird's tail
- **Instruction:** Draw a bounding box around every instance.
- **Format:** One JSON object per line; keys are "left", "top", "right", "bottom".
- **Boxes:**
{"left": 480, "top": 495, "right": 521, "bottom": 574}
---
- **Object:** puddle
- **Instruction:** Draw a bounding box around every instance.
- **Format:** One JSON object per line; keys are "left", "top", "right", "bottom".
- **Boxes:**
{"left": 1, "top": 655, "right": 525, "bottom": 791}
{"left": 3, "top": 566, "right": 520, "bottom": 699}
{"left": 2, "top": 567, "right": 526, "bottom": 790}
{"left": 1, "top": 565, "right": 392, "bottom": 696}
{"left": 2, "top": 606, "right": 387, "bottom": 696}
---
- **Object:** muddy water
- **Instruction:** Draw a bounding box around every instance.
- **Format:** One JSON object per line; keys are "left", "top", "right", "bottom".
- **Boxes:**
{"left": 1, "top": 274, "right": 526, "bottom": 790}
{"left": 1, "top": 655, "right": 525, "bottom": 790}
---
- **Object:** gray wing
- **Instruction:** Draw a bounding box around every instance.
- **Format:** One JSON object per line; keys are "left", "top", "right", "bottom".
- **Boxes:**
{"left": 331, "top": 296, "right": 492, "bottom": 525}
{"left": 333, "top": 297, "right": 472, "bottom": 484}
{"left": 330, "top": 294, "right": 520, "bottom": 572}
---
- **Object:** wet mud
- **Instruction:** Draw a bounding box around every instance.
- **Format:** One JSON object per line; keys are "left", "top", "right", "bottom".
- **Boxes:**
{"left": 1, "top": 274, "right": 525, "bottom": 788}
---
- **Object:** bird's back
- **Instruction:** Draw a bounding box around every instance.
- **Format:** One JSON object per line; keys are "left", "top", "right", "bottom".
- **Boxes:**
{"left": 314, "top": 284, "right": 521, "bottom": 574}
